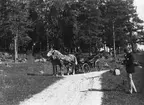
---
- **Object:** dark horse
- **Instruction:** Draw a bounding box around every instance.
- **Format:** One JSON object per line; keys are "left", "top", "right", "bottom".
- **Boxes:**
{"left": 47, "top": 48, "right": 78, "bottom": 76}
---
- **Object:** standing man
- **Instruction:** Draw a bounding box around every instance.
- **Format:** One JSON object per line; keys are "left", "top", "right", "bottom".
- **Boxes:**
{"left": 123, "top": 48, "right": 137, "bottom": 94}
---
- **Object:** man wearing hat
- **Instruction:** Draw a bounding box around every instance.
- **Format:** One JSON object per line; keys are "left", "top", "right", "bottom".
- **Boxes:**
{"left": 123, "top": 48, "right": 137, "bottom": 94}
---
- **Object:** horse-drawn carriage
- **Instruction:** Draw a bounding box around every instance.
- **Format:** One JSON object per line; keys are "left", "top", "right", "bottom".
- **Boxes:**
{"left": 75, "top": 53, "right": 101, "bottom": 73}
{"left": 47, "top": 48, "right": 101, "bottom": 76}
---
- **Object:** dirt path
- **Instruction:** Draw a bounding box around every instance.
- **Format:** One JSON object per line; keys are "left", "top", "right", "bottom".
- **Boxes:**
{"left": 19, "top": 70, "right": 109, "bottom": 105}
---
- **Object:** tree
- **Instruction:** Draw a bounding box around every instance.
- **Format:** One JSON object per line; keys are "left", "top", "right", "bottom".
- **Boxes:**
{"left": 99, "top": 0, "right": 143, "bottom": 58}
{"left": 103, "top": 0, "right": 128, "bottom": 58}
{"left": 124, "top": 0, "right": 143, "bottom": 52}
{"left": 5, "top": 0, "right": 32, "bottom": 61}
{"left": 73, "top": 0, "right": 103, "bottom": 53}
{"left": 0, "top": 0, "right": 141, "bottom": 57}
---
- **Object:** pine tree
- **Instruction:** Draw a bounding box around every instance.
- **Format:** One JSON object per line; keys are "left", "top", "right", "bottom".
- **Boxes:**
{"left": 5, "top": 0, "right": 32, "bottom": 61}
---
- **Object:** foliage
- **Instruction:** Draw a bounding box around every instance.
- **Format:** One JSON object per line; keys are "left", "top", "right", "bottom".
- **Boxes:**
{"left": 0, "top": 0, "right": 33, "bottom": 54}
{"left": 0, "top": 0, "right": 143, "bottom": 56}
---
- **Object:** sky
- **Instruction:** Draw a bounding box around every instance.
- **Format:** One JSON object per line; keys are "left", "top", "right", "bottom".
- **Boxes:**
{"left": 134, "top": 0, "right": 144, "bottom": 21}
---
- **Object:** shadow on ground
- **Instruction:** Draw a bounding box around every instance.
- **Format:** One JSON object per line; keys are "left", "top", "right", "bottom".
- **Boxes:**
{"left": 100, "top": 66, "right": 144, "bottom": 105}
{"left": 87, "top": 64, "right": 144, "bottom": 105}
{"left": 80, "top": 69, "right": 144, "bottom": 105}
{"left": 79, "top": 52, "right": 144, "bottom": 105}
{"left": 0, "top": 61, "right": 64, "bottom": 105}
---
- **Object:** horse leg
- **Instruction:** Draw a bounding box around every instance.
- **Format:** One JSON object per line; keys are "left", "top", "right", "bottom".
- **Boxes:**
{"left": 72, "top": 64, "right": 75, "bottom": 75}
{"left": 67, "top": 66, "right": 70, "bottom": 75}
{"left": 52, "top": 64, "right": 55, "bottom": 76}
{"left": 59, "top": 60, "right": 64, "bottom": 76}
{"left": 55, "top": 65, "right": 58, "bottom": 76}
{"left": 68, "top": 63, "right": 73, "bottom": 75}
{"left": 53, "top": 65, "right": 56, "bottom": 76}
{"left": 60, "top": 65, "right": 64, "bottom": 76}
{"left": 61, "top": 67, "right": 64, "bottom": 76}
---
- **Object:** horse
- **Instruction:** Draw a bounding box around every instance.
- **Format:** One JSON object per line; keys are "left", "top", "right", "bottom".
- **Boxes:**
{"left": 47, "top": 48, "right": 78, "bottom": 75}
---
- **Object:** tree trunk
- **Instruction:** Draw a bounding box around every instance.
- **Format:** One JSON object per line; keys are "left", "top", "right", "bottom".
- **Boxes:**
{"left": 89, "top": 39, "right": 92, "bottom": 56}
{"left": 104, "top": 43, "right": 106, "bottom": 52}
{"left": 46, "top": 35, "right": 49, "bottom": 51}
{"left": 112, "top": 21, "right": 116, "bottom": 60}
{"left": 14, "top": 34, "right": 18, "bottom": 62}
{"left": 131, "top": 42, "right": 135, "bottom": 52}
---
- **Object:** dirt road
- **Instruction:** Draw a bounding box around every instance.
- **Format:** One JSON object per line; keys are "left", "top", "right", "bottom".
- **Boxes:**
{"left": 19, "top": 70, "right": 109, "bottom": 105}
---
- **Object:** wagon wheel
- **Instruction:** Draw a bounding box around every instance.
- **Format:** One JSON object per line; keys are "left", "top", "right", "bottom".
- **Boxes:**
{"left": 82, "top": 63, "right": 90, "bottom": 73}
{"left": 75, "top": 64, "right": 80, "bottom": 73}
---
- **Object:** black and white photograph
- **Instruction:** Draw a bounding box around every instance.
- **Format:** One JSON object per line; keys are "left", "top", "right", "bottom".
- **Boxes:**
{"left": 0, "top": 0, "right": 144, "bottom": 105}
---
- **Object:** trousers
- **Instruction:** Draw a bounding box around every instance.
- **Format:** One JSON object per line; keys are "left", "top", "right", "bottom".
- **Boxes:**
{"left": 127, "top": 73, "right": 137, "bottom": 93}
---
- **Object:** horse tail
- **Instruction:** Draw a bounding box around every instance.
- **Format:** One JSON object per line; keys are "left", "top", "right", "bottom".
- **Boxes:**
{"left": 74, "top": 56, "right": 78, "bottom": 65}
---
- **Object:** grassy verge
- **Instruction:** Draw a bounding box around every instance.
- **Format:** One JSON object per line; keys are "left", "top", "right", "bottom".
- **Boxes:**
{"left": 90, "top": 53, "right": 144, "bottom": 105}
{"left": 101, "top": 65, "right": 144, "bottom": 105}
{"left": 0, "top": 62, "right": 63, "bottom": 105}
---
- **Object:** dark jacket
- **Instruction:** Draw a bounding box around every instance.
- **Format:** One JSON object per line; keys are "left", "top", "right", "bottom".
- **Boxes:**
{"left": 124, "top": 53, "right": 135, "bottom": 73}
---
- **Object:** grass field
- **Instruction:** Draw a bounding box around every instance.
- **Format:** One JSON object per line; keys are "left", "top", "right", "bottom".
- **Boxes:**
{"left": 0, "top": 62, "right": 63, "bottom": 105}
{"left": 101, "top": 66, "right": 144, "bottom": 105}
